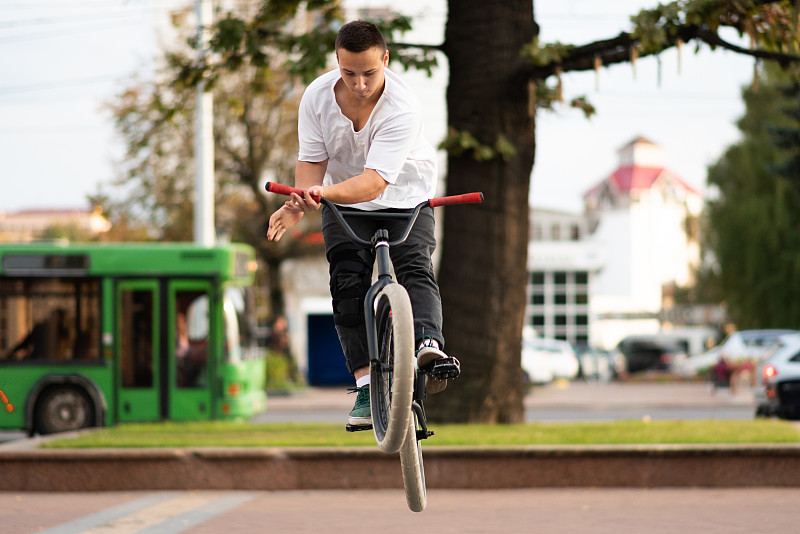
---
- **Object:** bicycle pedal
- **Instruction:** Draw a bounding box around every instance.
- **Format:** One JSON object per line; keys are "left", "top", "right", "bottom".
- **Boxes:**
{"left": 345, "top": 423, "right": 373, "bottom": 432}
{"left": 417, "top": 429, "right": 434, "bottom": 440}
{"left": 430, "top": 356, "right": 461, "bottom": 380}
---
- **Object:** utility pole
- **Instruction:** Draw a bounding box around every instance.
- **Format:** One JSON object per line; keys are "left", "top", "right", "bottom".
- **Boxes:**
{"left": 194, "top": 0, "right": 215, "bottom": 246}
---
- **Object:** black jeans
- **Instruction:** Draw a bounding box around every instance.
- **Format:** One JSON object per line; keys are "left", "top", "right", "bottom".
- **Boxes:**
{"left": 322, "top": 205, "right": 444, "bottom": 375}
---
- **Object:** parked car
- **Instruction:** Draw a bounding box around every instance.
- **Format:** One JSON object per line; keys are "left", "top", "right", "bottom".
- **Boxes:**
{"left": 600, "top": 347, "right": 627, "bottom": 379}
{"left": 674, "top": 329, "right": 799, "bottom": 378}
{"left": 616, "top": 334, "right": 689, "bottom": 374}
{"left": 521, "top": 337, "right": 579, "bottom": 384}
{"left": 521, "top": 342, "right": 554, "bottom": 385}
{"left": 754, "top": 333, "right": 800, "bottom": 419}
{"left": 574, "top": 345, "right": 625, "bottom": 382}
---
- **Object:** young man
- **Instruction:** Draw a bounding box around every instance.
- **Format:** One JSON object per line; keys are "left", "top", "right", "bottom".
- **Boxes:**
{"left": 267, "top": 20, "right": 456, "bottom": 426}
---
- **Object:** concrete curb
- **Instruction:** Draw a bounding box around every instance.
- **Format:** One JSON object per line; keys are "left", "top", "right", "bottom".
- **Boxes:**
{"left": 3, "top": 444, "right": 800, "bottom": 491}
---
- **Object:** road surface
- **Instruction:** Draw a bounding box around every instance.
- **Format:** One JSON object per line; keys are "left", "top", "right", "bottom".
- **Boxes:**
{"left": 254, "top": 380, "right": 759, "bottom": 424}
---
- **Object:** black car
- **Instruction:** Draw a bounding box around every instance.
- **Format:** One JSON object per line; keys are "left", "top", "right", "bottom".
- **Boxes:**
{"left": 616, "top": 335, "right": 689, "bottom": 374}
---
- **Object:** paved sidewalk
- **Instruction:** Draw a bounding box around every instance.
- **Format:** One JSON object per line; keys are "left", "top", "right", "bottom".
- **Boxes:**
{"left": 4, "top": 488, "right": 800, "bottom": 534}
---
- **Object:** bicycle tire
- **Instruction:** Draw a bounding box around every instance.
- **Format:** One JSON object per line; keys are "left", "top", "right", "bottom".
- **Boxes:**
{"left": 370, "top": 283, "right": 415, "bottom": 454}
{"left": 400, "top": 409, "right": 427, "bottom": 512}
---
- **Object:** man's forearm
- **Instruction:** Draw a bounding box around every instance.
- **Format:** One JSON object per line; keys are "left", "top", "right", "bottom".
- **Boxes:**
{"left": 322, "top": 169, "right": 389, "bottom": 205}
{"left": 295, "top": 160, "right": 327, "bottom": 189}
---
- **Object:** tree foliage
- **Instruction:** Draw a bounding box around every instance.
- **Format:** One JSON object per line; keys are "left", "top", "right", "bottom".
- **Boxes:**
{"left": 705, "top": 63, "right": 800, "bottom": 328}
{"left": 99, "top": 2, "right": 346, "bottom": 315}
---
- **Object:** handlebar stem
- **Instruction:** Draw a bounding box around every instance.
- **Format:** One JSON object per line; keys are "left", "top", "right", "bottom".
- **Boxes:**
{"left": 374, "top": 237, "right": 393, "bottom": 282}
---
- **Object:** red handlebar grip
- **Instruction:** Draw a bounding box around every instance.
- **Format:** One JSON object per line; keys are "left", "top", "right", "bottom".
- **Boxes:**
{"left": 265, "top": 181, "right": 321, "bottom": 202}
{"left": 265, "top": 182, "right": 303, "bottom": 196}
{"left": 428, "top": 192, "right": 484, "bottom": 208}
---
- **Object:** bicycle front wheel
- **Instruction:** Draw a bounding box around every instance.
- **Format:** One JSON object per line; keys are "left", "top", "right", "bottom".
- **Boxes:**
{"left": 370, "top": 283, "right": 415, "bottom": 454}
{"left": 400, "top": 409, "right": 427, "bottom": 512}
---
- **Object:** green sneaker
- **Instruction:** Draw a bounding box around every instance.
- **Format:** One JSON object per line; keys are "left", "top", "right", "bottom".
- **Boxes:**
{"left": 347, "top": 385, "right": 371, "bottom": 426}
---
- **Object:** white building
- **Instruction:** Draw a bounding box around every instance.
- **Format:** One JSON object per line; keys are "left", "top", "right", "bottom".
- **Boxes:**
{"left": 527, "top": 209, "right": 604, "bottom": 347}
{"left": 582, "top": 136, "right": 704, "bottom": 348}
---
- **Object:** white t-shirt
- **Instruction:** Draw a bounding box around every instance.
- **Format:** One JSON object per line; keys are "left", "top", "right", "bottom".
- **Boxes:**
{"left": 297, "top": 68, "right": 438, "bottom": 210}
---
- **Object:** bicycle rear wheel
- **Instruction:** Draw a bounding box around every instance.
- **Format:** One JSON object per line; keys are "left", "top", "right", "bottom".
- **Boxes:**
{"left": 370, "top": 283, "right": 415, "bottom": 454}
{"left": 400, "top": 409, "right": 427, "bottom": 512}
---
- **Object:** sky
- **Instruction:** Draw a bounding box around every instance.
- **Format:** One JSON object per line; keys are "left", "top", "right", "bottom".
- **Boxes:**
{"left": 0, "top": 0, "right": 757, "bottom": 214}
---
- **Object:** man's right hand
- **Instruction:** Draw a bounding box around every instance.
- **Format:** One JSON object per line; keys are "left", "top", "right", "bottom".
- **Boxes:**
{"left": 267, "top": 206, "right": 305, "bottom": 242}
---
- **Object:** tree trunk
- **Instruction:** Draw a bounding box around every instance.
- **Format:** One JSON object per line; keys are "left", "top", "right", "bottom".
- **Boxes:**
{"left": 427, "top": 0, "right": 537, "bottom": 423}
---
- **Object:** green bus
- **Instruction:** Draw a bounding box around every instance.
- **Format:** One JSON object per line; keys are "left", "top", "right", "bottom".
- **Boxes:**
{"left": 0, "top": 242, "right": 266, "bottom": 435}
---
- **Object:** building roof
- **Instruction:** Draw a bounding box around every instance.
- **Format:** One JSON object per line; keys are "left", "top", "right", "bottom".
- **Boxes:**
{"left": 608, "top": 165, "right": 698, "bottom": 195}
{"left": 583, "top": 165, "right": 699, "bottom": 200}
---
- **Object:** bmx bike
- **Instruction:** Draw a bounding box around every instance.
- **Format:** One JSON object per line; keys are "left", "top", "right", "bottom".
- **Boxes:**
{"left": 265, "top": 182, "right": 483, "bottom": 512}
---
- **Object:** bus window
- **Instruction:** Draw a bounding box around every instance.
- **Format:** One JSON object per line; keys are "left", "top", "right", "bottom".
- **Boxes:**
{"left": 119, "top": 289, "right": 154, "bottom": 388}
{"left": 176, "top": 291, "right": 208, "bottom": 388}
{"left": 0, "top": 278, "right": 100, "bottom": 363}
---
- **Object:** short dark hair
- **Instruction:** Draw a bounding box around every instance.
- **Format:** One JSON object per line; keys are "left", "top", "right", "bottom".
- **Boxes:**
{"left": 335, "top": 20, "right": 387, "bottom": 53}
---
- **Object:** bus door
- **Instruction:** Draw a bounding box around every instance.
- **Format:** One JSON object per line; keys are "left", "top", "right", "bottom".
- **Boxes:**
{"left": 169, "top": 280, "right": 214, "bottom": 420}
{"left": 116, "top": 280, "right": 161, "bottom": 423}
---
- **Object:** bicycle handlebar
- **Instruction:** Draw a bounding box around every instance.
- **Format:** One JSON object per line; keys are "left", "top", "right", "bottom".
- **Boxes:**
{"left": 265, "top": 182, "right": 483, "bottom": 208}
{"left": 264, "top": 181, "right": 483, "bottom": 247}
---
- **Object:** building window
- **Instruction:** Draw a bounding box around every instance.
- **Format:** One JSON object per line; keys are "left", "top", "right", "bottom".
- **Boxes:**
{"left": 570, "top": 224, "right": 581, "bottom": 241}
{"left": 526, "top": 268, "right": 592, "bottom": 346}
{"left": 532, "top": 223, "right": 543, "bottom": 241}
{"left": 550, "top": 224, "right": 561, "bottom": 241}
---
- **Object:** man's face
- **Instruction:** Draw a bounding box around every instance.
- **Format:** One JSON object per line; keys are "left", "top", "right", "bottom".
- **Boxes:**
{"left": 336, "top": 46, "right": 389, "bottom": 100}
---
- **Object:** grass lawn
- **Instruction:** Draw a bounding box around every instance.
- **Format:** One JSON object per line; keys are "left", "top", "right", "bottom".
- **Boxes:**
{"left": 40, "top": 419, "right": 800, "bottom": 449}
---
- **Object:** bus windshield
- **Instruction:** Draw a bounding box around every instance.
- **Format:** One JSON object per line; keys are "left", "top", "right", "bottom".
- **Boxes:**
{"left": 223, "top": 287, "right": 258, "bottom": 362}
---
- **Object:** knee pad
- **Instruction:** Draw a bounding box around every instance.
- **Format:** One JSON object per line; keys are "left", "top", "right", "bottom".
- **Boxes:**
{"left": 328, "top": 245, "right": 373, "bottom": 327}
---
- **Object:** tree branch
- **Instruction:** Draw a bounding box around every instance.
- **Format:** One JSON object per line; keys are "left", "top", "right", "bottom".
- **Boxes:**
{"left": 694, "top": 27, "right": 800, "bottom": 66}
{"left": 528, "top": 23, "right": 800, "bottom": 81}
{"left": 388, "top": 41, "right": 444, "bottom": 53}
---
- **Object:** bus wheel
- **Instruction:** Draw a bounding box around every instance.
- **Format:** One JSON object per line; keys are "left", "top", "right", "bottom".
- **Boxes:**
{"left": 35, "top": 387, "right": 94, "bottom": 435}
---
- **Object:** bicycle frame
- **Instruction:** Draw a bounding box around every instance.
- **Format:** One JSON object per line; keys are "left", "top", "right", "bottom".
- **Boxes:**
{"left": 323, "top": 205, "right": 432, "bottom": 377}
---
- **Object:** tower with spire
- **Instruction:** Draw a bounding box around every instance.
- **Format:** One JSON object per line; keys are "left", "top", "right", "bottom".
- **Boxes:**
{"left": 582, "top": 136, "right": 703, "bottom": 347}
